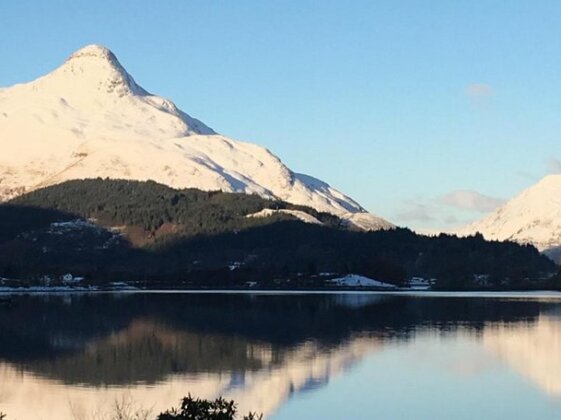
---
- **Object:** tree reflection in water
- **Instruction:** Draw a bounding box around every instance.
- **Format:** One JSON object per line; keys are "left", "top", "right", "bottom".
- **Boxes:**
{"left": 0, "top": 292, "right": 560, "bottom": 418}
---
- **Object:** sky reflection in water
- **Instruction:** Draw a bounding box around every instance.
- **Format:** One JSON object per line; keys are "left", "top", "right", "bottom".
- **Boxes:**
{"left": 0, "top": 292, "right": 561, "bottom": 419}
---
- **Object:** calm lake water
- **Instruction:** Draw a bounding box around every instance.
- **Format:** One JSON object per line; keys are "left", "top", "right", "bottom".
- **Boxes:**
{"left": 1, "top": 291, "right": 561, "bottom": 419}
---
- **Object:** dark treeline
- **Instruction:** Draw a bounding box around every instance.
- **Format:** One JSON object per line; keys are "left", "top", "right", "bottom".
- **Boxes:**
{"left": 0, "top": 179, "right": 558, "bottom": 290}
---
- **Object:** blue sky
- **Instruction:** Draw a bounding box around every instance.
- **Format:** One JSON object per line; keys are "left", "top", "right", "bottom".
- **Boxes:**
{"left": 2, "top": 1, "right": 561, "bottom": 230}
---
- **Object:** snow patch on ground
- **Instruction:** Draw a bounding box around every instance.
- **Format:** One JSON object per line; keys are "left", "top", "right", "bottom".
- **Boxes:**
{"left": 48, "top": 219, "right": 103, "bottom": 234}
{"left": 343, "top": 212, "right": 395, "bottom": 231}
{"left": 247, "top": 208, "right": 322, "bottom": 225}
{"left": 328, "top": 274, "right": 397, "bottom": 289}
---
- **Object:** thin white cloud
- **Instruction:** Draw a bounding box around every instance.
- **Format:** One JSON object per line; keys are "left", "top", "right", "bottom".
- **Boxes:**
{"left": 395, "top": 189, "right": 504, "bottom": 232}
{"left": 465, "top": 83, "right": 493, "bottom": 98}
{"left": 395, "top": 203, "right": 434, "bottom": 223}
{"left": 439, "top": 190, "right": 505, "bottom": 213}
{"left": 516, "top": 170, "right": 538, "bottom": 182}
{"left": 515, "top": 157, "right": 561, "bottom": 180}
{"left": 547, "top": 157, "right": 561, "bottom": 174}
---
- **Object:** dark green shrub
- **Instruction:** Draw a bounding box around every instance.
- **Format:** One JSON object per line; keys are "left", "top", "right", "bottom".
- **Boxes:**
{"left": 157, "top": 395, "right": 262, "bottom": 420}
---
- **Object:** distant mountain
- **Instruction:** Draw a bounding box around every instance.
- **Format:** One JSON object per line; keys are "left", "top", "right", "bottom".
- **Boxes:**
{"left": 0, "top": 44, "right": 392, "bottom": 231}
{"left": 459, "top": 175, "right": 561, "bottom": 259}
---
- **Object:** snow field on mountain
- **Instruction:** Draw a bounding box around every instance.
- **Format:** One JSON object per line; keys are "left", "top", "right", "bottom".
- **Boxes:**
{"left": 0, "top": 45, "right": 392, "bottom": 231}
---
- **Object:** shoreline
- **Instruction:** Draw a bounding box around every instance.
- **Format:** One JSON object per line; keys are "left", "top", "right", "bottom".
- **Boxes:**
{"left": 2, "top": 287, "right": 561, "bottom": 299}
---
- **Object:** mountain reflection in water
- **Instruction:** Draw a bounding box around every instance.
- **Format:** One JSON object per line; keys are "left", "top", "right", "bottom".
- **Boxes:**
{"left": 0, "top": 292, "right": 560, "bottom": 419}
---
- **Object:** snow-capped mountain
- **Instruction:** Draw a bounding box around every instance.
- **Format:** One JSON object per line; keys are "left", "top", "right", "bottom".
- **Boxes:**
{"left": 459, "top": 174, "right": 561, "bottom": 253}
{"left": 0, "top": 44, "right": 392, "bottom": 230}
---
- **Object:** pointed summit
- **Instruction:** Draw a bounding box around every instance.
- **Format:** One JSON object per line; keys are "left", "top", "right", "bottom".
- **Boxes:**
{"left": 1, "top": 43, "right": 215, "bottom": 136}
{"left": 56, "top": 44, "right": 145, "bottom": 97}
{"left": 66, "top": 44, "right": 119, "bottom": 62}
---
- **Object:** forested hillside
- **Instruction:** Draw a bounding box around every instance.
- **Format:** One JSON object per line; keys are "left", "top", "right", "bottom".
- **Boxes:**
{"left": 9, "top": 178, "right": 342, "bottom": 246}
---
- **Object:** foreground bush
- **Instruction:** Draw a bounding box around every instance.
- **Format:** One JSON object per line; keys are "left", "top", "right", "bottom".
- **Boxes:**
{"left": 157, "top": 395, "right": 262, "bottom": 420}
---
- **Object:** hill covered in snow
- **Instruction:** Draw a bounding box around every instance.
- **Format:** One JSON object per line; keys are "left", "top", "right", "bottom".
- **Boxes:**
{"left": 459, "top": 174, "right": 561, "bottom": 259}
{"left": 0, "top": 44, "right": 392, "bottom": 231}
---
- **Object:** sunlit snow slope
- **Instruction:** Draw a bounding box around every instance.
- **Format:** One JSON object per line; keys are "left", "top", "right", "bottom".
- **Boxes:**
{"left": 0, "top": 44, "right": 392, "bottom": 230}
{"left": 459, "top": 174, "right": 561, "bottom": 254}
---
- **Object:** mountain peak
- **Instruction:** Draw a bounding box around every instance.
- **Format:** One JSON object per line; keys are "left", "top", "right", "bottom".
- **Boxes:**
{"left": 54, "top": 44, "right": 146, "bottom": 97}
{"left": 67, "top": 44, "right": 118, "bottom": 63}
{"left": 1, "top": 43, "right": 215, "bottom": 137}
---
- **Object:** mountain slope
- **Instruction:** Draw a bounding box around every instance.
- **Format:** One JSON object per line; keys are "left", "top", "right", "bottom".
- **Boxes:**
{"left": 459, "top": 174, "right": 561, "bottom": 253}
{"left": 0, "top": 44, "right": 392, "bottom": 231}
